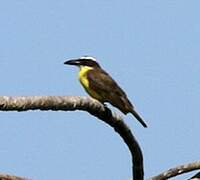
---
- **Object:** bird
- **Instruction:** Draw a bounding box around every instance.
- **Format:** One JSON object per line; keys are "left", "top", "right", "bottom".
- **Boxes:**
{"left": 64, "top": 56, "right": 147, "bottom": 128}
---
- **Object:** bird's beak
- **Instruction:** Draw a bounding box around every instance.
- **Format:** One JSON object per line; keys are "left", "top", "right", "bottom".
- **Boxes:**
{"left": 64, "top": 59, "right": 81, "bottom": 66}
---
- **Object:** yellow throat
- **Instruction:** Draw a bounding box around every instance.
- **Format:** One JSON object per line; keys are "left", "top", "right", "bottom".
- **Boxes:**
{"left": 78, "top": 66, "right": 92, "bottom": 88}
{"left": 78, "top": 66, "right": 102, "bottom": 101}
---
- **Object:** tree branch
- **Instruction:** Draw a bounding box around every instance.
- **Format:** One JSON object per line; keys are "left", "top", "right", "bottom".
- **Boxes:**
{"left": 0, "top": 173, "right": 28, "bottom": 180}
{"left": 149, "top": 161, "right": 200, "bottom": 180}
{"left": 0, "top": 96, "right": 144, "bottom": 180}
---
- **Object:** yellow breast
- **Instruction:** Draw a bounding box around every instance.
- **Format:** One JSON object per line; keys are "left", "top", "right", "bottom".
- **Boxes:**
{"left": 78, "top": 66, "right": 91, "bottom": 88}
{"left": 78, "top": 66, "right": 102, "bottom": 101}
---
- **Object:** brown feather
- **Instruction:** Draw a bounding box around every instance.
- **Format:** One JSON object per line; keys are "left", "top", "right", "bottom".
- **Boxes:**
{"left": 86, "top": 68, "right": 147, "bottom": 127}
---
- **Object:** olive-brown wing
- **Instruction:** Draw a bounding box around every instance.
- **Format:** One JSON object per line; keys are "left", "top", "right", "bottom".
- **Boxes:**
{"left": 86, "top": 68, "right": 134, "bottom": 113}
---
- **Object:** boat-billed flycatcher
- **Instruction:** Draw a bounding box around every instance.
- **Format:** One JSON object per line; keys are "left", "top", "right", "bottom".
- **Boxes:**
{"left": 64, "top": 56, "right": 147, "bottom": 128}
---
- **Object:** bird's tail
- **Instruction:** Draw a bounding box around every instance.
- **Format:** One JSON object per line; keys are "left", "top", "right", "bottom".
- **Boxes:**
{"left": 130, "top": 109, "right": 147, "bottom": 128}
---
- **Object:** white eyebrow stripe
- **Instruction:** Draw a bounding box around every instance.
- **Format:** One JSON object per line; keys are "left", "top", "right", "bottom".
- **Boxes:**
{"left": 80, "top": 56, "right": 97, "bottom": 61}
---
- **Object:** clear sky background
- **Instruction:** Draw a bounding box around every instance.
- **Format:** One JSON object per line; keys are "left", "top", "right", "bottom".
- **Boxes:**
{"left": 0, "top": 1, "right": 199, "bottom": 180}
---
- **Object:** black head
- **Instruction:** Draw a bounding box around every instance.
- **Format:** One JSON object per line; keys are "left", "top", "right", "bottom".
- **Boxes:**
{"left": 64, "top": 56, "right": 101, "bottom": 68}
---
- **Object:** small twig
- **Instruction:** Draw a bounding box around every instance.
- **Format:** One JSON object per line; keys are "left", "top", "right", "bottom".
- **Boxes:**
{"left": 189, "top": 171, "right": 200, "bottom": 180}
{"left": 149, "top": 161, "right": 200, "bottom": 180}
{"left": 0, "top": 96, "right": 144, "bottom": 180}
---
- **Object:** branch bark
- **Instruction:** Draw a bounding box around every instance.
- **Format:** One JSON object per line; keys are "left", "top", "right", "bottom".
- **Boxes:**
{"left": 149, "top": 161, "right": 200, "bottom": 180}
{"left": 0, "top": 174, "right": 28, "bottom": 180}
{"left": 0, "top": 96, "right": 144, "bottom": 180}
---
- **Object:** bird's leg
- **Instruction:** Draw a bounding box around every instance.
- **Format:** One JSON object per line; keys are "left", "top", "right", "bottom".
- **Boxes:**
{"left": 102, "top": 103, "right": 112, "bottom": 118}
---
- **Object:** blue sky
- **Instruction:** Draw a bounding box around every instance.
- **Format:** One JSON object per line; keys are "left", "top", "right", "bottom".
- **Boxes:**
{"left": 0, "top": 1, "right": 200, "bottom": 180}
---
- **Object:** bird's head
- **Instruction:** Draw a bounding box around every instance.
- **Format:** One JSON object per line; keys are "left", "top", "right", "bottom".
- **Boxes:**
{"left": 64, "top": 56, "right": 101, "bottom": 68}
